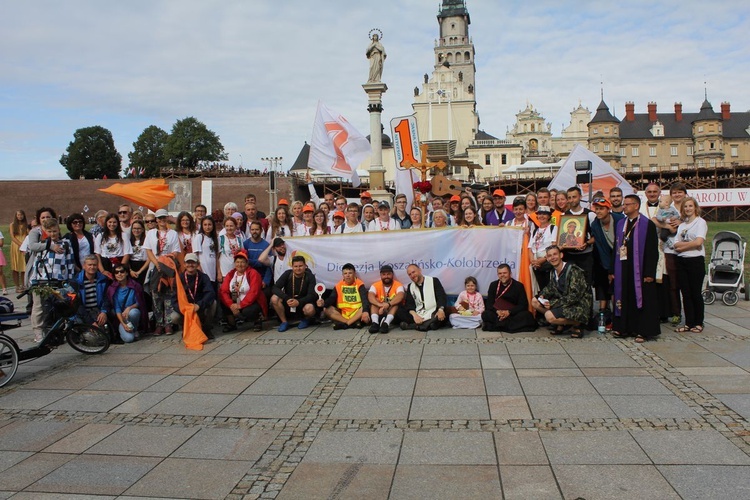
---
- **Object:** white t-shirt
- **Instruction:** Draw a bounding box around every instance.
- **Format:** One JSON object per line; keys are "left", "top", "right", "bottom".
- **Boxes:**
{"left": 130, "top": 237, "right": 149, "bottom": 262}
{"left": 143, "top": 228, "right": 180, "bottom": 256}
{"left": 77, "top": 234, "right": 91, "bottom": 264}
{"left": 218, "top": 233, "right": 244, "bottom": 276}
{"left": 368, "top": 218, "right": 401, "bottom": 232}
{"left": 343, "top": 221, "right": 364, "bottom": 234}
{"left": 177, "top": 231, "right": 195, "bottom": 254}
{"left": 529, "top": 224, "right": 558, "bottom": 259}
{"left": 194, "top": 233, "right": 218, "bottom": 281}
{"left": 94, "top": 233, "right": 132, "bottom": 258}
{"left": 676, "top": 217, "right": 707, "bottom": 258}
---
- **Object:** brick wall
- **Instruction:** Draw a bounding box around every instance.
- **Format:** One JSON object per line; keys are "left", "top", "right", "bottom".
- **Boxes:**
{"left": 0, "top": 176, "right": 301, "bottom": 224}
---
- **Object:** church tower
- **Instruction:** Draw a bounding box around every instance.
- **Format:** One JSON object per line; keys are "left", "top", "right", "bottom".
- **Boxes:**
{"left": 413, "top": 0, "right": 479, "bottom": 160}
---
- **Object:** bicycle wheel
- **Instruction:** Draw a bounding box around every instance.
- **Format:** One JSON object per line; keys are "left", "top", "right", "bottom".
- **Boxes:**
{"left": 0, "top": 337, "right": 19, "bottom": 387}
{"left": 66, "top": 324, "right": 110, "bottom": 354}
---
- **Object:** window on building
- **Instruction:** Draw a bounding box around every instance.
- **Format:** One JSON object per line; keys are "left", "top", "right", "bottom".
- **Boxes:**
{"left": 592, "top": 127, "right": 598, "bottom": 135}
{"left": 649, "top": 146, "right": 656, "bottom": 157}
{"left": 698, "top": 142, "right": 704, "bottom": 151}
{"left": 593, "top": 144, "right": 599, "bottom": 153}
{"left": 709, "top": 159, "right": 716, "bottom": 168}
{"left": 604, "top": 126, "right": 610, "bottom": 133}
{"left": 731, "top": 146, "right": 739, "bottom": 157}
{"left": 632, "top": 164, "right": 640, "bottom": 172}
{"left": 620, "top": 147, "right": 626, "bottom": 157}
{"left": 670, "top": 145, "right": 678, "bottom": 156}
{"left": 698, "top": 125, "right": 704, "bottom": 133}
{"left": 485, "top": 154, "right": 491, "bottom": 166}
{"left": 697, "top": 160, "right": 705, "bottom": 168}
{"left": 501, "top": 154, "right": 507, "bottom": 165}
{"left": 687, "top": 146, "right": 694, "bottom": 156}
{"left": 709, "top": 141, "right": 715, "bottom": 150}
{"left": 650, "top": 164, "right": 658, "bottom": 172}
{"left": 632, "top": 147, "right": 639, "bottom": 156}
{"left": 670, "top": 164, "right": 679, "bottom": 171}
{"left": 604, "top": 143, "right": 610, "bottom": 152}
{"left": 453, "top": 165, "right": 462, "bottom": 174}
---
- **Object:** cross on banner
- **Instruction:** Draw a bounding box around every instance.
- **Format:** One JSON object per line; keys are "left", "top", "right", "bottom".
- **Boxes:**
{"left": 402, "top": 144, "right": 447, "bottom": 227}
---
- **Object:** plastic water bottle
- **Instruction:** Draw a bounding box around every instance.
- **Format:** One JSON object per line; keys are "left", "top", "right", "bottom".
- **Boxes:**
{"left": 598, "top": 311, "right": 606, "bottom": 335}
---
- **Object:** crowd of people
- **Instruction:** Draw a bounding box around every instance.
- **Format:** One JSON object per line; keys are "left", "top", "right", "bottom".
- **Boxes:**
{"left": 7, "top": 179, "right": 707, "bottom": 345}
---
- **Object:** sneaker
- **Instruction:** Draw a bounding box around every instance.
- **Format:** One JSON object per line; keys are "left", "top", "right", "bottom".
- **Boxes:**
{"left": 164, "top": 325, "right": 174, "bottom": 335}
{"left": 379, "top": 322, "right": 390, "bottom": 334}
{"left": 333, "top": 321, "right": 348, "bottom": 330}
{"left": 253, "top": 320, "right": 263, "bottom": 332}
{"left": 2, "top": 289, "right": 7, "bottom": 295}
{"left": 369, "top": 322, "right": 380, "bottom": 334}
{"left": 153, "top": 326, "right": 164, "bottom": 336}
{"left": 278, "top": 322, "right": 289, "bottom": 332}
{"left": 399, "top": 321, "right": 409, "bottom": 331}
{"left": 298, "top": 319, "right": 310, "bottom": 330}
{"left": 33, "top": 335, "right": 43, "bottom": 343}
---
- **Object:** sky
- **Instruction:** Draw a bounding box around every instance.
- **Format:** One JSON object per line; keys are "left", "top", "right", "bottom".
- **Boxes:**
{"left": 1, "top": 0, "right": 748, "bottom": 179}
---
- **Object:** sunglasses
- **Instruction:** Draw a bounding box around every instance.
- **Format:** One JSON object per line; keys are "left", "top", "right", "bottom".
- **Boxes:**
{"left": 145, "top": 219, "right": 156, "bottom": 223}
{"left": 72, "top": 220, "right": 84, "bottom": 224}
{"left": 118, "top": 211, "right": 130, "bottom": 215}
{"left": 592, "top": 198, "right": 607, "bottom": 204}
{"left": 114, "top": 269, "right": 127, "bottom": 274}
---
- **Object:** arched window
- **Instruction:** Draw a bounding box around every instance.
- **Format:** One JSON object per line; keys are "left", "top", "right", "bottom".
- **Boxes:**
{"left": 447, "top": 53, "right": 454, "bottom": 63}
{"left": 531, "top": 124, "right": 536, "bottom": 132}
{"left": 465, "top": 51, "right": 470, "bottom": 61}
{"left": 456, "top": 52, "right": 462, "bottom": 62}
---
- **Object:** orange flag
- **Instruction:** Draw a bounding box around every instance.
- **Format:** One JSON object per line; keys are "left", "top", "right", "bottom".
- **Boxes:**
{"left": 160, "top": 256, "right": 207, "bottom": 350}
{"left": 98, "top": 178, "right": 175, "bottom": 212}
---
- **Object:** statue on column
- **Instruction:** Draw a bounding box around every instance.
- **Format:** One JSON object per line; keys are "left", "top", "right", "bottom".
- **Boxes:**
{"left": 366, "top": 30, "right": 386, "bottom": 83}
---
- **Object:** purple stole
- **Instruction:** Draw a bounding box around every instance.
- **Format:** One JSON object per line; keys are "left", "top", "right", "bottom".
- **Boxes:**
{"left": 613, "top": 216, "right": 648, "bottom": 316}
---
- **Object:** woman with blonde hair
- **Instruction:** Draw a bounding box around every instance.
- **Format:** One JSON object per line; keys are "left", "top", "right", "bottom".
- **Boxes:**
{"left": 9, "top": 210, "right": 29, "bottom": 292}
{"left": 673, "top": 197, "right": 707, "bottom": 334}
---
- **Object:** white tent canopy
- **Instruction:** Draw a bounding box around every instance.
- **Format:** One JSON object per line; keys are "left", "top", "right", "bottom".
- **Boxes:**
{"left": 548, "top": 144, "right": 634, "bottom": 203}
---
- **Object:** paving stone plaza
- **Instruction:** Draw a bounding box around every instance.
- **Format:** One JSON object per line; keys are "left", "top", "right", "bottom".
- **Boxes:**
{"left": 1, "top": 293, "right": 749, "bottom": 499}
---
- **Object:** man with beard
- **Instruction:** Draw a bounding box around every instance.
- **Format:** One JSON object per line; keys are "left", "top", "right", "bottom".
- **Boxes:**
{"left": 608, "top": 187, "right": 624, "bottom": 213}
{"left": 242, "top": 202, "right": 269, "bottom": 238}
{"left": 398, "top": 264, "right": 448, "bottom": 331}
{"left": 482, "top": 264, "right": 536, "bottom": 332}
{"left": 532, "top": 245, "right": 592, "bottom": 338}
{"left": 639, "top": 182, "right": 670, "bottom": 322}
{"left": 610, "top": 194, "right": 660, "bottom": 342}
{"left": 271, "top": 255, "right": 318, "bottom": 332}
{"left": 258, "top": 237, "right": 290, "bottom": 283}
{"left": 319, "top": 263, "right": 371, "bottom": 330}
{"left": 368, "top": 264, "right": 405, "bottom": 334}
{"left": 243, "top": 221, "right": 273, "bottom": 304}
{"left": 484, "top": 189, "right": 514, "bottom": 226}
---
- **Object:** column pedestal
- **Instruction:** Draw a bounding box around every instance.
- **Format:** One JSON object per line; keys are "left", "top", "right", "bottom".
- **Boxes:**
{"left": 362, "top": 82, "right": 392, "bottom": 205}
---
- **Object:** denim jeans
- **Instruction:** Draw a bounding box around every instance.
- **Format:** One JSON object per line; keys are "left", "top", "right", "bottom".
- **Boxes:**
{"left": 118, "top": 309, "right": 141, "bottom": 343}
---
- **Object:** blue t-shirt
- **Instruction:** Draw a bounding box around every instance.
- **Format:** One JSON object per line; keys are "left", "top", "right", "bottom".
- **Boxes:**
{"left": 114, "top": 287, "right": 137, "bottom": 314}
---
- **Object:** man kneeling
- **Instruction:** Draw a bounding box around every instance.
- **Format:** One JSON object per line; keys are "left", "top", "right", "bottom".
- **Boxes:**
{"left": 531, "top": 245, "right": 592, "bottom": 338}
{"left": 271, "top": 255, "right": 318, "bottom": 332}
{"left": 398, "top": 264, "right": 448, "bottom": 331}
{"left": 320, "top": 263, "right": 371, "bottom": 330}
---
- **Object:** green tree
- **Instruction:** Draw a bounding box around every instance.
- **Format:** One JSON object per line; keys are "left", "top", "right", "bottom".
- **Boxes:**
{"left": 164, "top": 116, "right": 227, "bottom": 169}
{"left": 60, "top": 126, "right": 122, "bottom": 179}
{"left": 128, "top": 125, "right": 169, "bottom": 178}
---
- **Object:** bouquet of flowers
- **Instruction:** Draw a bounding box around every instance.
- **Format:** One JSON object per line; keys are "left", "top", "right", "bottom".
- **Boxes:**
{"left": 413, "top": 181, "right": 432, "bottom": 194}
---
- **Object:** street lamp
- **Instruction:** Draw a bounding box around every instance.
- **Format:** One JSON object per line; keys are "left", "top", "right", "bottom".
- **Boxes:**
{"left": 261, "top": 156, "right": 283, "bottom": 213}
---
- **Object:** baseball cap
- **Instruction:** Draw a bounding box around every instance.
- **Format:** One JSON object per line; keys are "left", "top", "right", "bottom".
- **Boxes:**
{"left": 234, "top": 250, "right": 249, "bottom": 261}
{"left": 272, "top": 237, "right": 285, "bottom": 247}
{"left": 278, "top": 199, "right": 289, "bottom": 206}
{"left": 449, "top": 195, "right": 461, "bottom": 203}
{"left": 303, "top": 204, "right": 315, "bottom": 213}
{"left": 360, "top": 191, "right": 372, "bottom": 198}
{"left": 537, "top": 205, "right": 552, "bottom": 214}
{"left": 378, "top": 201, "right": 390, "bottom": 210}
{"left": 334, "top": 210, "right": 346, "bottom": 219}
{"left": 492, "top": 189, "right": 506, "bottom": 197}
{"left": 592, "top": 197, "right": 612, "bottom": 208}
{"left": 380, "top": 264, "right": 394, "bottom": 273}
{"left": 154, "top": 209, "right": 169, "bottom": 218}
{"left": 184, "top": 253, "right": 199, "bottom": 263}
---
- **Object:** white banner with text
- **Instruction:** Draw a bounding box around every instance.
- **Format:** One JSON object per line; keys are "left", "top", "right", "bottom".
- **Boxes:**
{"left": 283, "top": 226, "right": 524, "bottom": 295}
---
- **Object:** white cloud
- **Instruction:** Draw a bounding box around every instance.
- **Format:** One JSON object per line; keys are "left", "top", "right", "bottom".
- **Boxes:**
{"left": 0, "top": 0, "right": 748, "bottom": 179}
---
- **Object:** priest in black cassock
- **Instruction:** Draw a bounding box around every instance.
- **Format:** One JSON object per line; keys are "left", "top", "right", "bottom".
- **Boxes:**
{"left": 482, "top": 264, "right": 537, "bottom": 333}
{"left": 610, "top": 194, "right": 661, "bottom": 342}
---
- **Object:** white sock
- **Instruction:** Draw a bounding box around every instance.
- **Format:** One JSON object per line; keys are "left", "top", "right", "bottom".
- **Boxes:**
{"left": 385, "top": 314, "right": 394, "bottom": 325}
{"left": 371, "top": 314, "right": 380, "bottom": 324}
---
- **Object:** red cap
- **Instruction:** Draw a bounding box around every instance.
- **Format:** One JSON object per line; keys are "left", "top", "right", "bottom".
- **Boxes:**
{"left": 333, "top": 210, "right": 346, "bottom": 219}
{"left": 234, "top": 250, "right": 249, "bottom": 261}
{"left": 449, "top": 195, "right": 461, "bottom": 203}
{"left": 278, "top": 199, "right": 289, "bottom": 206}
{"left": 592, "top": 198, "right": 612, "bottom": 208}
{"left": 360, "top": 191, "right": 371, "bottom": 198}
{"left": 492, "top": 189, "right": 506, "bottom": 197}
{"left": 303, "top": 204, "right": 315, "bottom": 213}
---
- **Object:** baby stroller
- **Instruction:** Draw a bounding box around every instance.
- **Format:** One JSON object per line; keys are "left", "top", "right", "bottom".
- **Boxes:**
{"left": 702, "top": 231, "right": 747, "bottom": 306}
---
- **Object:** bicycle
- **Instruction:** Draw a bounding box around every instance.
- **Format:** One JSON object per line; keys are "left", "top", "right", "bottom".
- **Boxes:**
{"left": 0, "top": 279, "right": 110, "bottom": 388}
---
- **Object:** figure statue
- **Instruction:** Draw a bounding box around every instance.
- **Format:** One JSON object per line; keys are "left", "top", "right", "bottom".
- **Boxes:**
{"left": 414, "top": 86, "right": 419, "bottom": 97}
{"left": 424, "top": 73, "right": 428, "bottom": 84}
{"left": 458, "top": 71, "right": 463, "bottom": 82}
{"left": 366, "top": 33, "right": 386, "bottom": 83}
{"left": 468, "top": 84, "right": 474, "bottom": 94}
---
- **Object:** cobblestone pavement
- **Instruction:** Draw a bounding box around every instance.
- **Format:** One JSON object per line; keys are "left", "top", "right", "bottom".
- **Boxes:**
{"left": 1, "top": 293, "right": 749, "bottom": 499}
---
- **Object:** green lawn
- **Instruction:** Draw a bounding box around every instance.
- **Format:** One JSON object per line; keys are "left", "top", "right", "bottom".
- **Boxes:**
{"left": 2, "top": 221, "right": 748, "bottom": 292}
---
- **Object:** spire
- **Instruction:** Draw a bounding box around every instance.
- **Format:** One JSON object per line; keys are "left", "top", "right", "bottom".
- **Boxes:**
{"left": 438, "top": 0, "right": 469, "bottom": 19}
{"left": 590, "top": 99, "right": 620, "bottom": 124}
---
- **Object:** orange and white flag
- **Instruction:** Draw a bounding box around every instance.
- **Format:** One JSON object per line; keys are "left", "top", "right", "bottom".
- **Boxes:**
{"left": 308, "top": 101, "right": 371, "bottom": 187}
